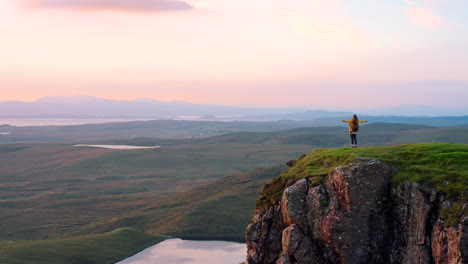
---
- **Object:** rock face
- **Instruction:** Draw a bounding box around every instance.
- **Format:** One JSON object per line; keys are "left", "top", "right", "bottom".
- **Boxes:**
{"left": 246, "top": 158, "right": 467, "bottom": 264}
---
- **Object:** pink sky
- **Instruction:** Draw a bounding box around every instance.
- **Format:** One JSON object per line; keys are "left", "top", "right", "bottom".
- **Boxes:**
{"left": 1, "top": 0, "right": 467, "bottom": 108}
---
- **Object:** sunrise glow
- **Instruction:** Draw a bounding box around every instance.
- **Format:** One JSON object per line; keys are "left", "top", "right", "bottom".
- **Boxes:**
{"left": 1, "top": 0, "right": 467, "bottom": 108}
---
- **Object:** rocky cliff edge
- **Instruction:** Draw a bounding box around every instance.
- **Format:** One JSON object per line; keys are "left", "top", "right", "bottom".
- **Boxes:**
{"left": 246, "top": 155, "right": 467, "bottom": 264}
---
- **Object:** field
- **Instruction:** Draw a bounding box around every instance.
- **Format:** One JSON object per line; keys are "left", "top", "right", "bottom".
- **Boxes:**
{"left": 70, "top": 166, "right": 287, "bottom": 242}
{"left": 0, "top": 228, "right": 166, "bottom": 264}
{"left": 1, "top": 121, "right": 468, "bottom": 263}
{"left": 2, "top": 118, "right": 468, "bottom": 144}
{"left": 0, "top": 119, "right": 325, "bottom": 144}
{"left": 0, "top": 142, "right": 310, "bottom": 242}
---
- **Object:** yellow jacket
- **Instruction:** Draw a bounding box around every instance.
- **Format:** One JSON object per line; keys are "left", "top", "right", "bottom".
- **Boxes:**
{"left": 343, "top": 119, "right": 367, "bottom": 133}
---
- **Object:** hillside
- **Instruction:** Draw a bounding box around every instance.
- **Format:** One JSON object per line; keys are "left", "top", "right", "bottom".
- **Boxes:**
{"left": 97, "top": 123, "right": 468, "bottom": 148}
{"left": 69, "top": 165, "right": 287, "bottom": 242}
{"left": 0, "top": 142, "right": 309, "bottom": 241}
{"left": 0, "top": 166, "right": 287, "bottom": 263}
{"left": 0, "top": 228, "right": 166, "bottom": 264}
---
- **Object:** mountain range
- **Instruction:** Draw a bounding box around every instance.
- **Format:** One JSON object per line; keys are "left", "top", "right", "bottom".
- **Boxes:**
{"left": 1, "top": 96, "right": 467, "bottom": 120}
{"left": 0, "top": 96, "right": 303, "bottom": 119}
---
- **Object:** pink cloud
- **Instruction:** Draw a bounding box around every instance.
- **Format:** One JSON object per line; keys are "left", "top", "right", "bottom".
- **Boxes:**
{"left": 23, "top": 0, "right": 193, "bottom": 12}
{"left": 406, "top": 7, "right": 445, "bottom": 29}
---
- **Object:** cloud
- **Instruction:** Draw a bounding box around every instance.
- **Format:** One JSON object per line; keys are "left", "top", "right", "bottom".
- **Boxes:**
{"left": 23, "top": 0, "right": 193, "bottom": 12}
{"left": 406, "top": 7, "right": 445, "bottom": 29}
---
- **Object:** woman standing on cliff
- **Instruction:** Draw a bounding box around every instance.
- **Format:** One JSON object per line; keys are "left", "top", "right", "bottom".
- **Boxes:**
{"left": 343, "top": 114, "right": 367, "bottom": 148}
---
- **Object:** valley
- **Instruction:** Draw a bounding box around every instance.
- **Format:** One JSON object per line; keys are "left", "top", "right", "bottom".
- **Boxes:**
{"left": 0, "top": 120, "right": 467, "bottom": 263}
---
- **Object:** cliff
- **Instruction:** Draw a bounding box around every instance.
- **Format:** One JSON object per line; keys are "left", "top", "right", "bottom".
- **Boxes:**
{"left": 245, "top": 143, "right": 468, "bottom": 264}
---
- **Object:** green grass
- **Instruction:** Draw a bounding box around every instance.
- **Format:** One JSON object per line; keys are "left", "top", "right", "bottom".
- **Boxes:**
{"left": 72, "top": 166, "right": 287, "bottom": 242}
{"left": 0, "top": 142, "right": 310, "bottom": 241}
{"left": 439, "top": 201, "right": 465, "bottom": 226}
{"left": 0, "top": 228, "right": 166, "bottom": 264}
{"left": 149, "top": 166, "right": 286, "bottom": 241}
{"left": 257, "top": 143, "right": 468, "bottom": 210}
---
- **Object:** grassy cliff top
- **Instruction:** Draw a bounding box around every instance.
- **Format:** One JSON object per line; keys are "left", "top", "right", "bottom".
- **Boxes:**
{"left": 257, "top": 143, "right": 468, "bottom": 209}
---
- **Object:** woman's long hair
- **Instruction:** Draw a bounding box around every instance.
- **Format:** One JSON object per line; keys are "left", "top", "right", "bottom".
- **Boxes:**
{"left": 352, "top": 114, "right": 359, "bottom": 128}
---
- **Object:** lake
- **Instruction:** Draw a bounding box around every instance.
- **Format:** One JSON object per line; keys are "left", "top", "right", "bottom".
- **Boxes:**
{"left": 0, "top": 118, "right": 153, "bottom": 127}
{"left": 74, "top": 144, "right": 161, "bottom": 150}
{"left": 115, "top": 239, "right": 246, "bottom": 264}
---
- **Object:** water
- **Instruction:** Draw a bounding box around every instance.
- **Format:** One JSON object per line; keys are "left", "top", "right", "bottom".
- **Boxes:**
{"left": 74, "top": 145, "right": 161, "bottom": 150}
{"left": 0, "top": 118, "right": 153, "bottom": 127}
{"left": 115, "top": 239, "right": 246, "bottom": 264}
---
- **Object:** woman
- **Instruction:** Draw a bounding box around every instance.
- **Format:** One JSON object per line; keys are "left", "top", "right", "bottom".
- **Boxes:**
{"left": 342, "top": 115, "right": 367, "bottom": 148}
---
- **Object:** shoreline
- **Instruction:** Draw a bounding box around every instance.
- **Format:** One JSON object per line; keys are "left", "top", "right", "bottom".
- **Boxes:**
{"left": 115, "top": 237, "right": 246, "bottom": 264}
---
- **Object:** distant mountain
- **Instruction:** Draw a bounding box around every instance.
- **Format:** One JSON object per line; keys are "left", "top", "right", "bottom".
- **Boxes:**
{"left": 238, "top": 110, "right": 353, "bottom": 121}
{"left": 34, "top": 95, "right": 113, "bottom": 103}
{"left": 0, "top": 96, "right": 307, "bottom": 118}
{"left": 1, "top": 96, "right": 467, "bottom": 124}
{"left": 361, "top": 104, "right": 468, "bottom": 117}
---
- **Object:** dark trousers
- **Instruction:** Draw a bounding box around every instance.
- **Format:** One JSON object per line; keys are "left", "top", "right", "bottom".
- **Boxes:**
{"left": 350, "top": 133, "right": 357, "bottom": 145}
